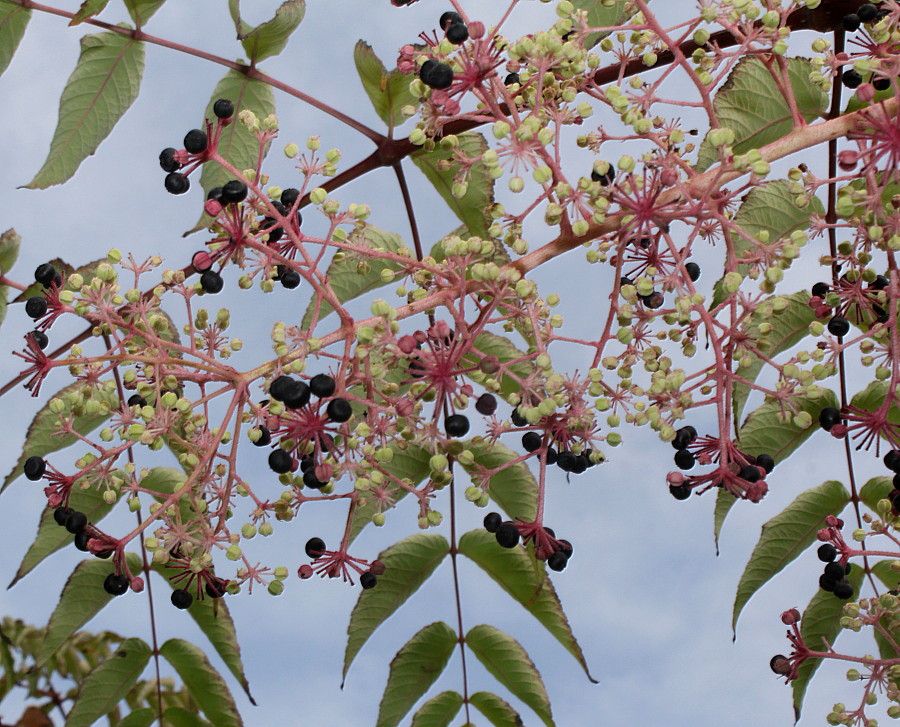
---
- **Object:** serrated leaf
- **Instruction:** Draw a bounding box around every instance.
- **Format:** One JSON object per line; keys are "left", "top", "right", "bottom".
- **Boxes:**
{"left": 348, "top": 442, "right": 432, "bottom": 543}
{"left": 117, "top": 708, "right": 156, "bottom": 727}
{"left": 469, "top": 691, "right": 524, "bottom": 727}
{"left": 871, "top": 560, "right": 900, "bottom": 660}
{"left": 738, "top": 390, "right": 840, "bottom": 464}
{"left": 458, "top": 529, "right": 595, "bottom": 681}
{"left": 411, "top": 132, "right": 493, "bottom": 238}
{"left": 859, "top": 476, "right": 893, "bottom": 514}
{"left": 151, "top": 562, "right": 253, "bottom": 703}
{"left": 235, "top": 0, "right": 305, "bottom": 63}
{"left": 0, "top": 2, "right": 30, "bottom": 78}
{"left": 162, "top": 708, "right": 214, "bottom": 727}
{"left": 462, "top": 333, "right": 535, "bottom": 403}
{"left": 713, "top": 489, "right": 737, "bottom": 553}
{"left": 459, "top": 440, "right": 537, "bottom": 522}
{"left": 0, "top": 228, "right": 20, "bottom": 274}
{"left": 160, "top": 638, "right": 242, "bottom": 727}
{"left": 301, "top": 224, "right": 406, "bottom": 329}
{"left": 732, "top": 479, "right": 850, "bottom": 633}
{"left": 571, "top": 0, "right": 641, "bottom": 49}
{"left": 24, "top": 31, "right": 145, "bottom": 188}
{"left": 2, "top": 382, "right": 119, "bottom": 492}
{"left": 732, "top": 291, "right": 817, "bottom": 426}
{"left": 410, "top": 690, "right": 463, "bottom": 727}
{"left": 696, "top": 57, "right": 827, "bottom": 171}
{"left": 850, "top": 383, "right": 900, "bottom": 438}
{"left": 186, "top": 70, "right": 275, "bottom": 234}
{"left": 466, "top": 624, "right": 554, "bottom": 727}
{"left": 375, "top": 622, "right": 456, "bottom": 727}
{"left": 64, "top": 637, "right": 151, "bottom": 727}
{"left": 122, "top": 0, "right": 167, "bottom": 25}
{"left": 344, "top": 533, "right": 448, "bottom": 681}
{"left": 70, "top": 0, "right": 110, "bottom": 25}
{"left": 354, "top": 40, "right": 416, "bottom": 129}
{"left": 38, "top": 554, "right": 142, "bottom": 668}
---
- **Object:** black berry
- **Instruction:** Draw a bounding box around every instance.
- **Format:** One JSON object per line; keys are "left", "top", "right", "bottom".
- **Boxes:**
{"left": 445, "top": 414, "right": 470, "bottom": 438}
{"left": 420, "top": 60, "right": 454, "bottom": 90}
{"left": 873, "top": 76, "right": 891, "bottom": 91}
{"left": 842, "top": 13, "right": 861, "bottom": 32}
{"left": 268, "top": 449, "right": 293, "bottom": 474}
{"left": 103, "top": 573, "right": 129, "bottom": 596}
{"left": 674, "top": 448, "right": 695, "bottom": 470}
{"left": 669, "top": 483, "right": 691, "bottom": 500}
{"left": 504, "top": 72, "right": 520, "bottom": 86}
{"left": 770, "top": 655, "right": 790, "bottom": 675}
{"left": 171, "top": 589, "right": 193, "bottom": 609}
{"left": 164, "top": 172, "right": 190, "bottom": 195}
{"left": 817, "top": 543, "right": 837, "bottom": 562}
{"left": 483, "top": 512, "right": 502, "bottom": 533}
{"left": 556, "top": 451, "right": 577, "bottom": 473}
{"left": 206, "top": 578, "right": 227, "bottom": 598}
{"left": 310, "top": 374, "right": 336, "bottom": 398}
{"left": 811, "top": 282, "right": 830, "bottom": 298}
{"left": 824, "top": 561, "right": 845, "bottom": 581}
{"left": 305, "top": 537, "right": 326, "bottom": 558}
{"left": 65, "top": 511, "right": 88, "bottom": 535}
{"left": 446, "top": 21, "right": 468, "bottom": 44}
{"left": 159, "top": 147, "right": 179, "bottom": 172}
{"left": 885, "top": 450, "right": 900, "bottom": 473}
{"left": 857, "top": 3, "right": 878, "bottom": 23}
{"left": 281, "top": 188, "right": 300, "bottom": 208}
{"left": 827, "top": 316, "right": 850, "bottom": 337}
{"left": 25, "top": 296, "right": 47, "bottom": 320}
{"left": 360, "top": 572, "right": 377, "bottom": 589}
{"left": 672, "top": 426, "right": 697, "bottom": 450}
{"left": 200, "top": 270, "right": 223, "bottom": 294}
{"left": 262, "top": 218, "right": 283, "bottom": 243}
{"left": 833, "top": 581, "right": 854, "bottom": 599}
{"left": 24, "top": 455, "right": 46, "bottom": 481}
{"left": 439, "top": 11, "right": 462, "bottom": 29}
{"left": 207, "top": 187, "right": 224, "bottom": 203}
{"left": 591, "top": 166, "right": 614, "bottom": 185}
{"left": 842, "top": 69, "right": 863, "bottom": 89}
{"left": 283, "top": 381, "right": 311, "bottom": 409}
{"left": 495, "top": 522, "right": 520, "bottom": 548}
{"left": 221, "top": 180, "right": 248, "bottom": 204}
{"left": 30, "top": 330, "right": 49, "bottom": 350}
{"left": 818, "top": 573, "right": 837, "bottom": 592}
{"left": 34, "top": 263, "right": 57, "bottom": 287}
{"left": 53, "top": 507, "right": 73, "bottom": 526}
{"left": 739, "top": 465, "right": 761, "bottom": 483}
{"left": 252, "top": 426, "right": 271, "bottom": 447}
{"left": 280, "top": 269, "right": 301, "bottom": 289}
{"left": 127, "top": 394, "right": 147, "bottom": 408}
{"left": 74, "top": 530, "right": 90, "bottom": 552}
{"left": 270, "top": 375, "right": 297, "bottom": 402}
{"left": 522, "top": 432, "right": 542, "bottom": 452}
{"left": 183, "top": 129, "right": 208, "bottom": 154}
{"left": 326, "top": 398, "right": 352, "bottom": 423}
{"left": 303, "top": 469, "right": 326, "bottom": 489}
{"left": 475, "top": 393, "right": 497, "bottom": 416}
{"left": 642, "top": 291, "right": 665, "bottom": 309}
{"left": 685, "top": 262, "right": 701, "bottom": 282}
{"left": 511, "top": 408, "right": 528, "bottom": 427}
{"left": 755, "top": 453, "right": 775, "bottom": 474}
{"left": 819, "top": 407, "right": 841, "bottom": 431}
{"left": 213, "top": 98, "right": 234, "bottom": 119}
{"left": 547, "top": 551, "right": 568, "bottom": 572}
{"left": 545, "top": 447, "right": 558, "bottom": 466}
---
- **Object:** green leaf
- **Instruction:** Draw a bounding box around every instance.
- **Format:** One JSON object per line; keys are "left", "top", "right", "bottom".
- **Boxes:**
{"left": 466, "top": 624, "right": 554, "bottom": 727}
{"left": 353, "top": 40, "right": 416, "bottom": 129}
{"left": 348, "top": 442, "right": 432, "bottom": 543}
{"left": 737, "top": 389, "right": 840, "bottom": 464}
{"left": 0, "top": 2, "right": 30, "bottom": 78}
{"left": 375, "top": 622, "right": 457, "bottom": 727}
{"left": 459, "top": 439, "right": 537, "bottom": 522}
{"left": 792, "top": 565, "right": 865, "bottom": 720}
{"left": 2, "top": 382, "right": 120, "bottom": 492}
{"left": 732, "top": 291, "right": 817, "bottom": 426}
{"left": 70, "top": 0, "right": 110, "bottom": 25}
{"left": 162, "top": 709, "right": 214, "bottom": 727}
{"left": 12, "top": 256, "right": 104, "bottom": 304}
{"left": 24, "top": 31, "right": 145, "bottom": 188}
{"left": 38, "top": 554, "right": 142, "bottom": 668}
{"left": 850, "top": 383, "right": 900, "bottom": 437}
{"left": 122, "top": 0, "right": 167, "bottom": 25}
{"left": 301, "top": 224, "right": 406, "bottom": 329}
{"left": 410, "top": 691, "right": 463, "bottom": 727}
{"left": 160, "top": 638, "right": 242, "bottom": 727}
{"left": 64, "top": 637, "right": 151, "bottom": 727}
{"left": 0, "top": 228, "right": 20, "bottom": 274}
{"left": 227, "top": 0, "right": 251, "bottom": 37}
{"left": 859, "top": 476, "right": 893, "bottom": 514}
{"left": 458, "top": 529, "right": 595, "bottom": 681}
{"left": 713, "top": 489, "right": 737, "bottom": 553}
{"left": 187, "top": 70, "right": 275, "bottom": 234}
{"left": 461, "top": 333, "right": 535, "bottom": 403}
{"left": 696, "top": 57, "right": 828, "bottom": 171}
{"left": 344, "top": 533, "right": 448, "bottom": 681}
{"left": 411, "top": 132, "right": 494, "bottom": 238}
{"left": 470, "top": 692, "right": 524, "bottom": 727}
{"left": 871, "top": 560, "right": 900, "bottom": 660}
{"left": 571, "top": 0, "right": 641, "bottom": 49}
{"left": 732, "top": 479, "right": 850, "bottom": 633}
{"left": 117, "top": 708, "right": 156, "bottom": 727}
{"left": 234, "top": 0, "right": 305, "bottom": 63}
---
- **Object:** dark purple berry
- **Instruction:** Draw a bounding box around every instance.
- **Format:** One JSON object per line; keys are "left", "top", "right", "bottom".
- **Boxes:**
{"left": 642, "top": 291, "right": 665, "bottom": 309}
{"left": 672, "top": 426, "right": 697, "bottom": 449}
{"left": 171, "top": 589, "right": 193, "bottom": 609}
{"left": 221, "top": 179, "right": 248, "bottom": 204}
{"left": 253, "top": 426, "right": 271, "bottom": 447}
{"left": 669, "top": 483, "right": 691, "bottom": 500}
{"left": 283, "top": 381, "right": 311, "bottom": 409}
{"left": 827, "top": 316, "right": 850, "bottom": 337}
{"left": 164, "top": 172, "right": 190, "bottom": 195}
{"left": 873, "top": 76, "right": 891, "bottom": 91}
{"left": 842, "top": 13, "right": 861, "bottom": 32}
{"left": 811, "top": 282, "right": 830, "bottom": 298}
{"left": 483, "top": 512, "right": 502, "bottom": 533}
{"left": 511, "top": 408, "right": 527, "bottom": 427}
{"left": 557, "top": 539, "right": 573, "bottom": 558}
{"left": 571, "top": 454, "right": 588, "bottom": 474}
{"left": 545, "top": 446, "right": 558, "bottom": 465}
{"left": 326, "top": 398, "right": 352, "bottom": 423}
{"left": 755, "top": 453, "right": 775, "bottom": 474}
{"left": 30, "top": 330, "right": 49, "bottom": 350}
{"left": 206, "top": 578, "right": 227, "bottom": 598}
{"left": 280, "top": 269, "right": 301, "bottom": 289}
{"left": 74, "top": 530, "right": 90, "bottom": 552}
{"left": 817, "top": 543, "right": 837, "bottom": 562}
{"left": 885, "top": 450, "right": 900, "bottom": 473}
{"left": 674, "top": 448, "right": 695, "bottom": 470}
{"left": 475, "top": 393, "right": 497, "bottom": 416}
{"left": 303, "top": 469, "right": 326, "bottom": 489}
{"left": 262, "top": 218, "right": 283, "bottom": 243}
{"left": 819, "top": 407, "right": 841, "bottom": 431}
{"left": 833, "top": 581, "right": 854, "bottom": 599}
{"left": 206, "top": 186, "right": 224, "bottom": 203}
{"left": 556, "top": 451, "right": 577, "bottom": 472}
{"left": 522, "top": 432, "right": 542, "bottom": 452}
{"left": 824, "top": 561, "right": 845, "bottom": 580}
{"left": 25, "top": 296, "right": 47, "bottom": 319}
{"left": 53, "top": 507, "right": 73, "bottom": 527}
{"left": 200, "top": 270, "right": 223, "bottom": 294}
{"left": 857, "top": 3, "right": 878, "bottom": 22}
{"left": 127, "top": 394, "right": 147, "bottom": 408}
{"left": 446, "top": 21, "right": 468, "bottom": 44}
{"left": 213, "top": 98, "right": 234, "bottom": 119}
{"left": 270, "top": 375, "right": 297, "bottom": 402}
{"left": 34, "top": 263, "right": 57, "bottom": 287}
{"left": 360, "top": 572, "right": 377, "bottom": 589}
{"left": 739, "top": 465, "right": 761, "bottom": 483}
{"left": 591, "top": 166, "right": 614, "bottom": 185}
{"left": 770, "top": 655, "right": 790, "bottom": 675}
{"left": 548, "top": 551, "right": 568, "bottom": 572}
{"left": 281, "top": 188, "right": 300, "bottom": 208}
{"left": 841, "top": 69, "right": 863, "bottom": 89}
{"left": 685, "top": 262, "right": 701, "bottom": 282}
{"left": 420, "top": 60, "right": 454, "bottom": 89}
{"left": 65, "top": 511, "right": 88, "bottom": 535}
{"left": 445, "top": 414, "right": 470, "bottom": 438}
{"left": 305, "top": 537, "right": 326, "bottom": 558}
{"left": 439, "top": 11, "right": 462, "bottom": 29}
{"left": 159, "top": 147, "right": 179, "bottom": 172}
{"left": 310, "top": 374, "right": 336, "bottom": 399}
{"left": 24, "top": 455, "right": 46, "bottom": 481}
{"left": 104, "top": 573, "right": 129, "bottom": 596}
{"left": 504, "top": 72, "right": 520, "bottom": 86}
{"left": 183, "top": 129, "right": 208, "bottom": 154}
{"left": 819, "top": 573, "right": 837, "bottom": 592}
{"left": 495, "top": 522, "right": 519, "bottom": 548}
{"left": 268, "top": 449, "right": 293, "bottom": 474}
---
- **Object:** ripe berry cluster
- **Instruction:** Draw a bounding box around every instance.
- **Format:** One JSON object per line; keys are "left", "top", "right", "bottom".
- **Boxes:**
{"left": 159, "top": 98, "right": 234, "bottom": 196}
{"left": 511, "top": 407, "right": 599, "bottom": 476}
{"left": 839, "top": 4, "right": 892, "bottom": 90}
{"left": 301, "top": 537, "right": 381, "bottom": 589}
{"left": 25, "top": 262, "right": 62, "bottom": 322}
{"left": 483, "top": 513, "right": 573, "bottom": 572}
{"left": 816, "top": 543, "right": 854, "bottom": 600}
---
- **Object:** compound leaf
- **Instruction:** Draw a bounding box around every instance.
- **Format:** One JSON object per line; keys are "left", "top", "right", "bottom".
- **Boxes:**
{"left": 459, "top": 439, "right": 537, "bottom": 522}
{"left": 466, "top": 624, "right": 554, "bottom": 727}
{"left": 160, "top": 638, "right": 241, "bottom": 727}
{"left": 64, "top": 637, "right": 151, "bottom": 727}
{"left": 696, "top": 57, "right": 827, "bottom": 171}
{"left": 344, "top": 533, "right": 449, "bottom": 682}
{"left": 354, "top": 40, "right": 416, "bottom": 129}
{"left": 470, "top": 691, "right": 524, "bottom": 727}
{"left": 458, "top": 529, "right": 595, "bottom": 681}
{"left": 0, "top": 1, "right": 30, "bottom": 78}
{"left": 25, "top": 31, "right": 145, "bottom": 188}
{"left": 375, "top": 622, "right": 457, "bottom": 727}
{"left": 733, "top": 479, "right": 850, "bottom": 633}
{"left": 410, "top": 691, "right": 463, "bottom": 727}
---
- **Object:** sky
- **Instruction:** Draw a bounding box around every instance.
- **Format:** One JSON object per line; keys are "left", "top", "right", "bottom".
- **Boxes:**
{"left": 0, "top": 1, "right": 890, "bottom": 726}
